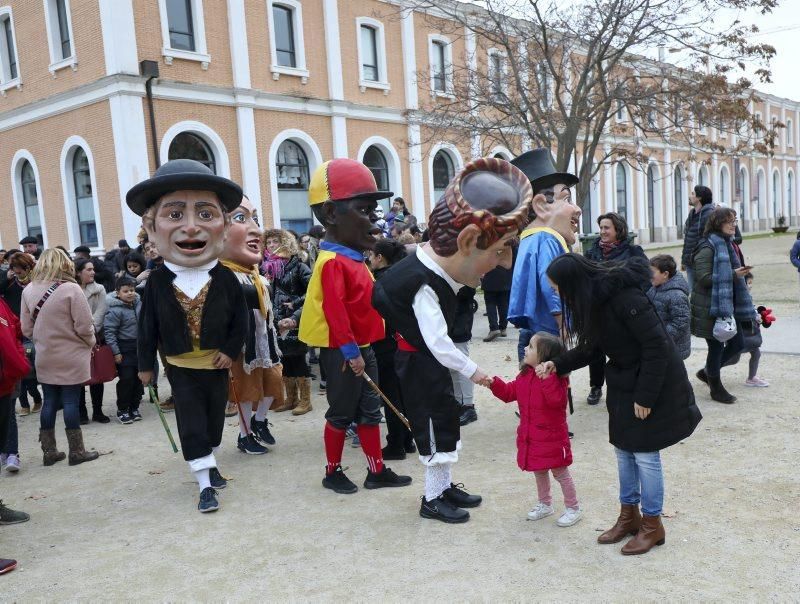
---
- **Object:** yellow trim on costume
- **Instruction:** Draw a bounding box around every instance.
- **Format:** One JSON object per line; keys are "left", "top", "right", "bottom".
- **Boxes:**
{"left": 520, "top": 226, "right": 569, "bottom": 253}
{"left": 166, "top": 347, "right": 219, "bottom": 370}
{"left": 220, "top": 259, "right": 269, "bottom": 318}
{"left": 308, "top": 160, "right": 333, "bottom": 206}
{"left": 298, "top": 250, "right": 335, "bottom": 347}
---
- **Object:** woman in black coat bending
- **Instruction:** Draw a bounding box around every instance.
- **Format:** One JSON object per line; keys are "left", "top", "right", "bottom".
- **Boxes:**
{"left": 537, "top": 254, "right": 701, "bottom": 556}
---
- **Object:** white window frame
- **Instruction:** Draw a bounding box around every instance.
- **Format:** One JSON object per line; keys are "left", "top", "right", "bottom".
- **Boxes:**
{"left": 42, "top": 0, "right": 77, "bottom": 74}
{"left": 60, "top": 137, "right": 104, "bottom": 252}
{"left": 0, "top": 7, "right": 20, "bottom": 92}
{"left": 356, "top": 17, "right": 389, "bottom": 94}
{"left": 787, "top": 118, "right": 794, "bottom": 148}
{"left": 159, "top": 120, "right": 231, "bottom": 178}
{"left": 157, "top": 0, "right": 210, "bottom": 69}
{"left": 11, "top": 150, "right": 49, "bottom": 248}
{"left": 357, "top": 136, "right": 403, "bottom": 199}
{"left": 487, "top": 48, "right": 507, "bottom": 98}
{"left": 267, "top": 0, "right": 309, "bottom": 83}
{"left": 428, "top": 34, "right": 454, "bottom": 98}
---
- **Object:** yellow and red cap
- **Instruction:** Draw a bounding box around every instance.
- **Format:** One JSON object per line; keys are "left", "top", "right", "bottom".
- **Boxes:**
{"left": 308, "top": 158, "right": 393, "bottom": 206}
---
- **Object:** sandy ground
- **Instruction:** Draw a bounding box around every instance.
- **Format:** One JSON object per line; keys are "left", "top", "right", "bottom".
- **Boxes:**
{"left": 2, "top": 234, "right": 799, "bottom": 601}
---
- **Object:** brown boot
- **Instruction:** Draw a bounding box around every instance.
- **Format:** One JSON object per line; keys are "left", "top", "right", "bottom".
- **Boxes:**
{"left": 292, "top": 378, "right": 312, "bottom": 416}
{"left": 272, "top": 377, "right": 298, "bottom": 412}
{"left": 65, "top": 428, "right": 99, "bottom": 466}
{"left": 597, "top": 503, "right": 642, "bottom": 544}
{"left": 621, "top": 514, "right": 665, "bottom": 555}
{"left": 39, "top": 429, "right": 66, "bottom": 466}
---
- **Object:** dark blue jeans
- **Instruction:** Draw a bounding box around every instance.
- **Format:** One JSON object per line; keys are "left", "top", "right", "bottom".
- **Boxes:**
{"left": 2, "top": 395, "right": 16, "bottom": 455}
{"left": 40, "top": 384, "right": 82, "bottom": 430}
{"left": 704, "top": 322, "right": 745, "bottom": 378}
{"left": 517, "top": 328, "right": 533, "bottom": 363}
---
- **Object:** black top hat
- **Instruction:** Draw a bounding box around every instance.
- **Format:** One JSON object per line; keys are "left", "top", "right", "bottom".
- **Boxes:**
{"left": 510, "top": 148, "right": 578, "bottom": 192}
{"left": 126, "top": 159, "right": 243, "bottom": 216}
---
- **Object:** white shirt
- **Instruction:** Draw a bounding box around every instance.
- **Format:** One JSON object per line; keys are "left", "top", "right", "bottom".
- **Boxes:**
{"left": 412, "top": 246, "right": 478, "bottom": 380}
{"left": 163, "top": 259, "right": 215, "bottom": 299}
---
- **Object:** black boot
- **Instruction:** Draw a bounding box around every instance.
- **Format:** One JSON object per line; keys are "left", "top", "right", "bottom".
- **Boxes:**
{"left": 696, "top": 368, "right": 709, "bottom": 385}
{"left": 92, "top": 402, "right": 110, "bottom": 424}
{"left": 419, "top": 495, "right": 470, "bottom": 523}
{"left": 708, "top": 375, "right": 736, "bottom": 403}
{"left": 586, "top": 387, "right": 602, "bottom": 405}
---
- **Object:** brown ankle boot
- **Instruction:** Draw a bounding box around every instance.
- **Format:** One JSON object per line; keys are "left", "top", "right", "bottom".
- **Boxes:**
{"left": 272, "top": 377, "right": 298, "bottom": 412}
{"left": 39, "top": 429, "right": 66, "bottom": 466}
{"left": 621, "top": 514, "right": 665, "bottom": 555}
{"left": 65, "top": 428, "right": 99, "bottom": 466}
{"left": 292, "top": 378, "right": 312, "bottom": 416}
{"left": 597, "top": 503, "right": 642, "bottom": 544}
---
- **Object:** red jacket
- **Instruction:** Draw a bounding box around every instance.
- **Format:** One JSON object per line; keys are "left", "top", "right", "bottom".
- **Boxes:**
{"left": 0, "top": 297, "right": 29, "bottom": 396}
{"left": 490, "top": 369, "right": 572, "bottom": 472}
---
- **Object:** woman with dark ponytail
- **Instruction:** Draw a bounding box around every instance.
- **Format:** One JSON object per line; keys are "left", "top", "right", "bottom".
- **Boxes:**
{"left": 368, "top": 239, "right": 415, "bottom": 459}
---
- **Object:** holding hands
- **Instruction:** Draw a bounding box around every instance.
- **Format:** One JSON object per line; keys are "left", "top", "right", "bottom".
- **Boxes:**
{"left": 535, "top": 361, "right": 556, "bottom": 379}
{"left": 471, "top": 368, "right": 492, "bottom": 388}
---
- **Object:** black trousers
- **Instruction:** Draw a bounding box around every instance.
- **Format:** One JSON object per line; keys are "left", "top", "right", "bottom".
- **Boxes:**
{"left": 17, "top": 378, "right": 41, "bottom": 408}
{"left": 116, "top": 365, "right": 143, "bottom": 411}
{"left": 282, "top": 354, "right": 310, "bottom": 378}
{"left": 375, "top": 350, "right": 413, "bottom": 448}
{"left": 589, "top": 355, "right": 605, "bottom": 389}
{"left": 80, "top": 383, "right": 105, "bottom": 408}
{"left": 484, "top": 290, "right": 510, "bottom": 331}
{"left": 319, "top": 347, "right": 382, "bottom": 429}
{"left": 169, "top": 366, "right": 229, "bottom": 461}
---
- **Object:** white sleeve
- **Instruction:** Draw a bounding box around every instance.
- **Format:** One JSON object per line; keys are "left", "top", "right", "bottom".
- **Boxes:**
{"left": 412, "top": 285, "right": 478, "bottom": 379}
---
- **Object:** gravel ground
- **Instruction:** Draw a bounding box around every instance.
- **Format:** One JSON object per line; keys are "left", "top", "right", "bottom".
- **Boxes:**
{"left": 2, "top": 234, "right": 798, "bottom": 601}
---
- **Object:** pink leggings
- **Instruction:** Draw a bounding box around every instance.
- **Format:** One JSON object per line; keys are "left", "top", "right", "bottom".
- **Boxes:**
{"left": 534, "top": 466, "right": 579, "bottom": 508}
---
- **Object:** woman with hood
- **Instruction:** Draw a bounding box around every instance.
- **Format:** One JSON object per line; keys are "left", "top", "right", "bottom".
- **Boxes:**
{"left": 262, "top": 229, "right": 312, "bottom": 415}
{"left": 537, "top": 253, "right": 701, "bottom": 556}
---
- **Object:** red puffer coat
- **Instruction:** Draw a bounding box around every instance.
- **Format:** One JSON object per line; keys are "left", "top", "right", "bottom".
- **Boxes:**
{"left": 0, "top": 297, "right": 29, "bottom": 396}
{"left": 490, "top": 369, "right": 571, "bottom": 472}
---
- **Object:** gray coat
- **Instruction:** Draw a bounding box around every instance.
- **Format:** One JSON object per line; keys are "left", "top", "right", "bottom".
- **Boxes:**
{"left": 647, "top": 272, "right": 691, "bottom": 360}
{"left": 103, "top": 292, "right": 141, "bottom": 356}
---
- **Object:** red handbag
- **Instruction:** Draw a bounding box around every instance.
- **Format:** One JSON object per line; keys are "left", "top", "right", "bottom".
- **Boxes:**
{"left": 84, "top": 344, "right": 118, "bottom": 385}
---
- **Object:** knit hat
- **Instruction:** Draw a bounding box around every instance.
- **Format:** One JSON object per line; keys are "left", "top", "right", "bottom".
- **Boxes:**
{"left": 308, "top": 158, "right": 392, "bottom": 206}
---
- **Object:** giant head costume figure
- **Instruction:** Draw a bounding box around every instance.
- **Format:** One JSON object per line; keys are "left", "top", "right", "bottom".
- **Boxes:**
{"left": 126, "top": 159, "right": 242, "bottom": 268}
{"left": 221, "top": 196, "right": 263, "bottom": 267}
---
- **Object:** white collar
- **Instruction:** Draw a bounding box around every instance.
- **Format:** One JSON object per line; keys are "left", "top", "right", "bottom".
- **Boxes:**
{"left": 416, "top": 245, "right": 463, "bottom": 294}
{"left": 163, "top": 259, "right": 217, "bottom": 275}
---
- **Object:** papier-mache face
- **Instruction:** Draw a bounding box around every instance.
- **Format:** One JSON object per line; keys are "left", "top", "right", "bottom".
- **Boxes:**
{"left": 531, "top": 183, "right": 582, "bottom": 246}
{"left": 222, "top": 197, "right": 263, "bottom": 267}
{"left": 143, "top": 189, "right": 228, "bottom": 268}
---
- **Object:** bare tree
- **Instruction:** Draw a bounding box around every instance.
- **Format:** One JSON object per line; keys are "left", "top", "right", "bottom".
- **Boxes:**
{"left": 399, "top": 0, "right": 779, "bottom": 207}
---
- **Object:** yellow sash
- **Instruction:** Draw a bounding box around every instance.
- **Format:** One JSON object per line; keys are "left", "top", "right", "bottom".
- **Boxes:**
{"left": 519, "top": 226, "right": 570, "bottom": 253}
{"left": 220, "top": 260, "right": 269, "bottom": 319}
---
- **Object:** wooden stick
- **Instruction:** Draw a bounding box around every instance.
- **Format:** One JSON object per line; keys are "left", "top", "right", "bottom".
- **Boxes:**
{"left": 361, "top": 373, "right": 412, "bottom": 431}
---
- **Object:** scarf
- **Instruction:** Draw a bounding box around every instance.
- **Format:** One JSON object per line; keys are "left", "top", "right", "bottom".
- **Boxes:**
{"left": 598, "top": 239, "right": 621, "bottom": 258}
{"left": 708, "top": 233, "right": 754, "bottom": 321}
{"left": 261, "top": 251, "right": 288, "bottom": 282}
{"left": 220, "top": 260, "right": 270, "bottom": 319}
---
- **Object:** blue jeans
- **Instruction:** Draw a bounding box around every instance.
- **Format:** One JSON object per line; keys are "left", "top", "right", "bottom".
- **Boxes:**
{"left": 517, "top": 328, "right": 533, "bottom": 363}
{"left": 615, "top": 447, "right": 664, "bottom": 517}
{"left": 685, "top": 267, "right": 695, "bottom": 291}
{"left": 40, "top": 384, "right": 82, "bottom": 430}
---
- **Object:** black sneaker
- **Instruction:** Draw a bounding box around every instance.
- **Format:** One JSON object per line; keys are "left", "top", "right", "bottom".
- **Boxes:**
{"left": 198, "top": 487, "right": 219, "bottom": 513}
{"left": 363, "top": 466, "right": 412, "bottom": 489}
{"left": 381, "top": 444, "right": 406, "bottom": 461}
{"left": 130, "top": 409, "right": 143, "bottom": 422}
{"left": 0, "top": 500, "right": 30, "bottom": 525}
{"left": 209, "top": 467, "right": 227, "bottom": 490}
{"left": 322, "top": 465, "right": 358, "bottom": 494}
{"left": 117, "top": 410, "right": 133, "bottom": 425}
{"left": 586, "top": 387, "right": 602, "bottom": 406}
{"left": 404, "top": 439, "right": 417, "bottom": 454}
{"left": 237, "top": 434, "right": 268, "bottom": 455}
{"left": 442, "top": 482, "right": 482, "bottom": 508}
{"left": 250, "top": 417, "right": 276, "bottom": 445}
{"left": 419, "top": 495, "right": 470, "bottom": 523}
{"left": 459, "top": 405, "right": 478, "bottom": 426}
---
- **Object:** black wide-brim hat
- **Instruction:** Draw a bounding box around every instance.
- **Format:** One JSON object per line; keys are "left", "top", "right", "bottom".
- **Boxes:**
{"left": 126, "top": 159, "right": 243, "bottom": 216}
{"left": 510, "top": 148, "right": 578, "bottom": 192}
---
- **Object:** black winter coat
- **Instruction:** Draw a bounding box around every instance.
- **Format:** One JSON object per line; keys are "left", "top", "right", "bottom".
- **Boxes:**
{"left": 553, "top": 262, "right": 702, "bottom": 452}
{"left": 480, "top": 265, "right": 513, "bottom": 292}
{"left": 272, "top": 256, "right": 311, "bottom": 356}
{"left": 681, "top": 203, "right": 714, "bottom": 268}
{"left": 584, "top": 239, "right": 646, "bottom": 263}
{"left": 451, "top": 286, "right": 477, "bottom": 344}
{"left": 371, "top": 266, "right": 398, "bottom": 356}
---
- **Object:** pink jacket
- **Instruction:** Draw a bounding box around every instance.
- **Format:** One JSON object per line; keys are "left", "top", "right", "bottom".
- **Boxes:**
{"left": 21, "top": 281, "right": 95, "bottom": 385}
{"left": 490, "top": 369, "right": 572, "bottom": 472}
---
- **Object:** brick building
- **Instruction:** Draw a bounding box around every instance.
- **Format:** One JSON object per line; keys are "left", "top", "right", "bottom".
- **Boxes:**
{"left": 0, "top": 0, "right": 797, "bottom": 252}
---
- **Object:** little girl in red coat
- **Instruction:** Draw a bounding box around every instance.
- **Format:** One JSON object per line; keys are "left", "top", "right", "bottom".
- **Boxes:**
{"left": 488, "top": 331, "right": 582, "bottom": 527}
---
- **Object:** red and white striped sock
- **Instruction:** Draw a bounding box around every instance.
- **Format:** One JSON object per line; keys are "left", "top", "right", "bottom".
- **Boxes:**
{"left": 356, "top": 423, "right": 384, "bottom": 474}
{"left": 324, "top": 422, "right": 346, "bottom": 475}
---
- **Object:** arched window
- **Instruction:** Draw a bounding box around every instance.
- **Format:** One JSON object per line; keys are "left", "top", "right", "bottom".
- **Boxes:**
{"left": 363, "top": 146, "right": 389, "bottom": 192}
{"left": 275, "top": 139, "right": 312, "bottom": 232}
{"left": 646, "top": 165, "right": 656, "bottom": 241}
{"left": 615, "top": 163, "right": 627, "bottom": 221}
{"left": 432, "top": 150, "right": 455, "bottom": 202}
{"left": 698, "top": 164, "right": 709, "bottom": 187}
{"left": 773, "top": 170, "right": 781, "bottom": 219}
{"left": 719, "top": 166, "right": 729, "bottom": 205}
{"left": 20, "top": 160, "right": 42, "bottom": 244}
{"left": 72, "top": 148, "right": 97, "bottom": 246}
{"left": 168, "top": 132, "right": 216, "bottom": 174}
{"left": 674, "top": 166, "right": 684, "bottom": 238}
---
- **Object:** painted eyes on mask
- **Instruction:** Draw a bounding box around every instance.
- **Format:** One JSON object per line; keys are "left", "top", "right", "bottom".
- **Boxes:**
{"left": 232, "top": 212, "right": 247, "bottom": 224}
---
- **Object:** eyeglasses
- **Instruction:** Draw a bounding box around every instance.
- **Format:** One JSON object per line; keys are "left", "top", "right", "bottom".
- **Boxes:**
{"left": 724, "top": 218, "right": 739, "bottom": 225}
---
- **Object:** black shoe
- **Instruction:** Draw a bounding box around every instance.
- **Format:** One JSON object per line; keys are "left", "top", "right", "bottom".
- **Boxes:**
{"left": 708, "top": 375, "right": 736, "bottom": 404}
{"left": 209, "top": 467, "right": 227, "bottom": 490}
{"left": 419, "top": 495, "right": 470, "bottom": 523}
{"left": 322, "top": 465, "right": 358, "bottom": 494}
{"left": 586, "top": 387, "right": 602, "bottom": 406}
{"left": 117, "top": 410, "right": 133, "bottom": 425}
{"left": 237, "top": 434, "right": 268, "bottom": 455}
{"left": 364, "top": 466, "right": 412, "bottom": 489}
{"left": 250, "top": 417, "right": 276, "bottom": 445}
{"left": 404, "top": 439, "right": 417, "bottom": 454}
{"left": 92, "top": 411, "right": 111, "bottom": 424}
{"left": 198, "top": 487, "right": 219, "bottom": 513}
{"left": 442, "top": 482, "right": 482, "bottom": 508}
{"left": 696, "top": 368, "right": 709, "bottom": 385}
{"left": 459, "top": 405, "right": 478, "bottom": 426}
{"left": 382, "top": 444, "right": 406, "bottom": 461}
{"left": 130, "top": 409, "right": 142, "bottom": 422}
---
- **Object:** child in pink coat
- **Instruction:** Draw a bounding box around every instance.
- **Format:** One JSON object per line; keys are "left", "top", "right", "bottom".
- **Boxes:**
{"left": 488, "top": 331, "right": 582, "bottom": 527}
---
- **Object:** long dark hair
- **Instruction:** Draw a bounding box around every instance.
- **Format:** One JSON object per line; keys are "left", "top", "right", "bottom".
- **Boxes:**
{"left": 373, "top": 239, "right": 407, "bottom": 266}
{"left": 74, "top": 257, "right": 95, "bottom": 284}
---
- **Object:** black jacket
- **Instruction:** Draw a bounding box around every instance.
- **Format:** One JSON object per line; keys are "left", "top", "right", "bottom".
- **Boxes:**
{"left": 553, "top": 261, "right": 701, "bottom": 452}
{"left": 585, "top": 239, "right": 647, "bottom": 263}
{"left": 681, "top": 203, "right": 714, "bottom": 268}
{"left": 371, "top": 266, "right": 398, "bottom": 356}
{"left": 137, "top": 263, "right": 248, "bottom": 371}
{"left": 451, "top": 286, "right": 477, "bottom": 344}
{"left": 480, "top": 265, "right": 513, "bottom": 292}
{"left": 272, "top": 256, "right": 311, "bottom": 356}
